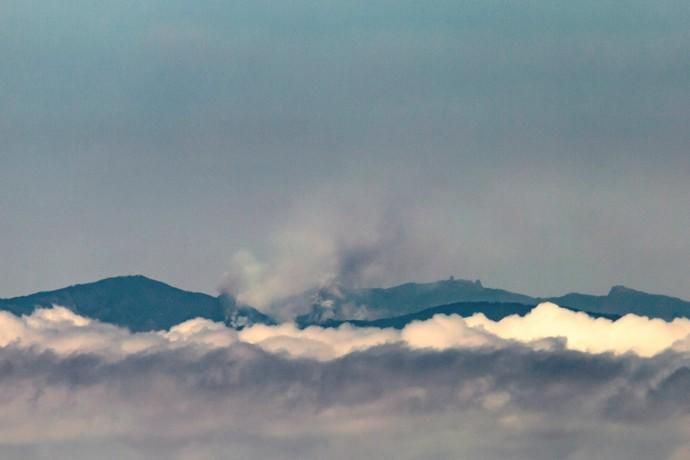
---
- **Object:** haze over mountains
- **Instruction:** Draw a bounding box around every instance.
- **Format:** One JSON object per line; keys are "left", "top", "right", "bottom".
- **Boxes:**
{"left": 1, "top": 275, "right": 689, "bottom": 331}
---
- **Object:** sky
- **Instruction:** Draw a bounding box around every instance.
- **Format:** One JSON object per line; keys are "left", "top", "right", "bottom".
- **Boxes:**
{"left": 1, "top": 0, "right": 689, "bottom": 301}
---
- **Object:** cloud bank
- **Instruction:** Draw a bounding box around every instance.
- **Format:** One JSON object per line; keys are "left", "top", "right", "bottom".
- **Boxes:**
{"left": 3, "top": 303, "right": 689, "bottom": 360}
{"left": 0, "top": 303, "right": 689, "bottom": 459}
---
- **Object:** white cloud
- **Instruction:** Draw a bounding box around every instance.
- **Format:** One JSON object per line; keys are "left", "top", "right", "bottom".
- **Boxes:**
{"left": 0, "top": 303, "right": 689, "bottom": 460}
{"left": 2, "top": 302, "right": 689, "bottom": 360}
{"left": 467, "top": 302, "right": 690, "bottom": 357}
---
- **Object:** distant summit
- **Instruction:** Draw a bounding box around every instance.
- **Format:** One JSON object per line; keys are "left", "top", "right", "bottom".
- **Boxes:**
{"left": 315, "top": 301, "right": 621, "bottom": 330}
{"left": 1, "top": 276, "right": 688, "bottom": 330}
{"left": 608, "top": 285, "right": 637, "bottom": 295}
{"left": 546, "top": 285, "right": 690, "bottom": 321}
{"left": 296, "top": 277, "right": 536, "bottom": 325}
{"left": 0, "top": 275, "right": 275, "bottom": 331}
{"left": 296, "top": 277, "right": 690, "bottom": 326}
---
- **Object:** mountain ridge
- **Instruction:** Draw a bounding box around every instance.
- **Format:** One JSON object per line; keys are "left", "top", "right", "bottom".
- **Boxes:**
{"left": 2, "top": 275, "right": 689, "bottom": 331}
{"left": 294, "top": 277, "right": 537, "bottom": 325}
{"left": 545, "top": 284, "right": 690, "bottom": 321}
{"left": 0, "top": 275, "right": 275, "bottom": 331}
{"left": 296, "top": 277, "right": 690, "bottom": 324}
{"left": 310, "top": 301, "right": 622, "bottom": 330}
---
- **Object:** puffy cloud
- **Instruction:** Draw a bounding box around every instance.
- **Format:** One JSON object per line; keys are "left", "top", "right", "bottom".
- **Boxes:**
{"left": 0, "top": 307, "right": 161, "bottom": 357}
{"left": 239, "top": 322, "right": 399, "bottom": 360}
{"left": 466, "top": 303, "right": 690, "bottom": 357}
{"left": 1, "top": 304, "right": 689, "bottom": 459}
{"left": 2, "top": 303, "right": 690, "bottom": 360}
{"left": 164, "top": 318, "right": 237, "bottom": 348}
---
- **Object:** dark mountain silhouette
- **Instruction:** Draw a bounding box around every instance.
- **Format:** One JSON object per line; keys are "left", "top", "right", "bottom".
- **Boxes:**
{"left": 1, "top": 276, "right": 688, "bottom": 331}
{"left": 0, "top": 275, "right": 275, "bottom": 331}
{"left": 295, "top": 278, "right": 690, "bottom": 325}
{"left": 546, "top": 285, "right": 690, "bottom": 321}
{"left": 295, "top": 278, "right": 536, "bottom": 324}
{"left": 308, "top": 301, "right": 621, "bottom": 329}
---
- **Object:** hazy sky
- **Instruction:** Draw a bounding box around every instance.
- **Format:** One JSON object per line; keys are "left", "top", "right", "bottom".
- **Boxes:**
{"left": 1, "top": 0, "right": 689, "bottom": 299}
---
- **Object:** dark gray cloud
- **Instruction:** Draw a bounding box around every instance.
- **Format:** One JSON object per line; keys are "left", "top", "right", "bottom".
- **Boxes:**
{"left": 0, "top": 341, "right": 689, "bottom": 460}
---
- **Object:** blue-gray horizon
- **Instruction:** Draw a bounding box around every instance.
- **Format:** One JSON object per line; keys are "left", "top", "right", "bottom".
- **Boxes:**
{"left": 1, "top": 0, "right": 689, "bottom": 301}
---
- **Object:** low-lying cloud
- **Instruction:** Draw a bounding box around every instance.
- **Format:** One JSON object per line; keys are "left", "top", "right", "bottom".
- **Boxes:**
{"left": 1, "top": 304, "right": 689, "bottom": 459}
{"left": 3, "top": 303, "right": 689, "bottom": 360}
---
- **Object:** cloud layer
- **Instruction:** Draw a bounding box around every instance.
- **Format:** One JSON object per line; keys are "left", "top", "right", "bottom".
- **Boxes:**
{"left": 0, "top": 304, "right": 689, "bottom": 459}
{"left": 3, "top": 303, "right": 689, "bottom": 360}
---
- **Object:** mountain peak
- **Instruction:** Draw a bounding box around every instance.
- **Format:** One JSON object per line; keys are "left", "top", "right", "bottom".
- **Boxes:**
{"left": 0, "top": 274, "right": 276, "bottom": 331}
{"left": 54, "top": 274, "right": 174, "bottom": 293}
{"left": 89, "top": 274, "right": 171, "bottom": 286}
{"left": 608, "top": 285, "right": 634, "bottom": 295}
{"left": 439, "top": 277, "right": 483, "bottom": 288}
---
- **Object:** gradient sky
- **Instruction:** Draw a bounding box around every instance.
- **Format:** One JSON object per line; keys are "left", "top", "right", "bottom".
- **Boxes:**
{"left": 1, "top": 0, "right": 689, "bottom": 300}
